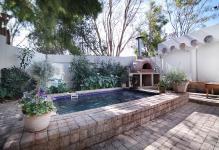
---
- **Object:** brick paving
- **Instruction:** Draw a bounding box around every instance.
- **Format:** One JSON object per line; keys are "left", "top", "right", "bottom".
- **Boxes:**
{"left": 87, "top": 102, "right": 219, "bottom": 150}
{"left": 4, "top": 93, "right": 188, "bottom": 149}
{"left": 189, "top": 92, "right": 219, "bottom": 106}
{"left": 0, "top": 101, "right": 23, "bottom": 149}
{"left": 1, "top": 98, "right": 219, "bottom": 150}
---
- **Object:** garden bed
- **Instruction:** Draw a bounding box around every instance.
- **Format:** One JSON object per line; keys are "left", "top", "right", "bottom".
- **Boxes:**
{"left": 4, "top": 93, "right": 189, "bottom": 150}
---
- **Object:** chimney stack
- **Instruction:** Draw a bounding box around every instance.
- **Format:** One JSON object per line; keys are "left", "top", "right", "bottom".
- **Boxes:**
{"left": 136, "top": 36, "right": 144, "bottom": 59}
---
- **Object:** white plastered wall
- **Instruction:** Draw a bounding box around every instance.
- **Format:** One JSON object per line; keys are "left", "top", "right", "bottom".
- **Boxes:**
{"left": 156, "top": 41, "right": 219, "bottom": 82}
{"left": 156, "top": 24, "right": 219, "bottom": 82}
{"left": 0, "top": 35, "right": 135, "bottom": 85}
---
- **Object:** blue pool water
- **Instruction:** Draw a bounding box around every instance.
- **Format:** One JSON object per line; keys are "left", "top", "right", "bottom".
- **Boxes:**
{"left": 53, "top": 89, "right": 156, "bottom": 114}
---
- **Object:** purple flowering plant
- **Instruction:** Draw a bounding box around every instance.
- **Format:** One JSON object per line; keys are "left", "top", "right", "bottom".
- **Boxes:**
{"left": 20, "top": 87, "right": 56, "bottom": 116}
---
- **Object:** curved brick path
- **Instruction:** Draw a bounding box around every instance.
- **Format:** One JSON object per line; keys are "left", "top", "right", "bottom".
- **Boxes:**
{"left": 87, "top": 103, "right": 219, "bottom": 150}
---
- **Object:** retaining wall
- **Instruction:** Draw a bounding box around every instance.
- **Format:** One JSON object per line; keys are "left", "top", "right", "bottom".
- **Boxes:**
{"left": 4, "top": 93, "right": 189, "bottom": 150}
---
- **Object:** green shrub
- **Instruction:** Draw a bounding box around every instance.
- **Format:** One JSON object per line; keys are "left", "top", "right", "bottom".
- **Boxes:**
{"left": 1, "top": 67, "right": 36, "bottom": 99}
{"left": 48, "top": 86, "right": 59, "bottom": 94}
{"left": 81, "top": 74, "right": 119, "bottom": 90}
{"left": 29, "top": 61, "right": 54, "bottom": 89}
{"left": 48, "top": 82, "right": 69, "bottom": 94}
{"left": 158, "top": 78, "right": 168, "bottom": 88}
{"left": 96, "top": 61, "right": 127, "bottom": 76}
{"left": 70, "top": 56, "right": 94, "bottom": 90}
{"left": 70, "top": 57, "right": 129, "bottom": 90}
{"left": 165, "top": 70, "right": 188, "bottom": 88}
{"left": 0, "top": 86, "right": 7, "bottom": 100}
{"left": 95, "top": 61, "right": 129, "bottom": 85}
{"left": 56, "top": 82, "right": 69, "bottom": 93}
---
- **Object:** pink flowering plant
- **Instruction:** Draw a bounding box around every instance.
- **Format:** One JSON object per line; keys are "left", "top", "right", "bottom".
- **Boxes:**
{"left": 20, "top": 88, "right": 56, "bottom": 116}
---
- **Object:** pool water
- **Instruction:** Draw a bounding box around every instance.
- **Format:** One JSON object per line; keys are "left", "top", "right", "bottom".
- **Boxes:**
{"left": 53, "top": 90, "right": 156, "bottom": 114}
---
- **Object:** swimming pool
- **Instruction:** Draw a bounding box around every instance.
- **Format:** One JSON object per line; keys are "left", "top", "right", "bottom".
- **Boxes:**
{"left": 53, "top": 89, "right": 157, "bottom": 114}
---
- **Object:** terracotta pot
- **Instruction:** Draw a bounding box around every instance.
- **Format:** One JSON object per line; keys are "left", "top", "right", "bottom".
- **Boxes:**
{"left": 24, "top": 112, "right": 53, "bottom": 132}
{"left": 173, "top": 81, "right": 189, "bottom": 93}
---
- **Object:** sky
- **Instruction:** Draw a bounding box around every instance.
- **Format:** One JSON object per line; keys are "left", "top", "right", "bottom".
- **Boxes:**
{"left": 11, "top": 0, "right": 219, "bottom": 57}
{"left": 120, "top": 0, "right": 219, "bottom": 56}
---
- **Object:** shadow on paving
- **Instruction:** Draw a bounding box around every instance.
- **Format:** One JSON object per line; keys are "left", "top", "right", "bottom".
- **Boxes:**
{"left": 87, "top": 102, "right": 219, "bottom": 150}
{"left": 0, "top": 101, "right": 23, "bottom": 149}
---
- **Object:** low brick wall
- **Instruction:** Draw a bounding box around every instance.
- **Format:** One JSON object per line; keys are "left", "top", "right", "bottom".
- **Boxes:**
{"left": 4, "top": 93, "right": 189, "bottom": 150}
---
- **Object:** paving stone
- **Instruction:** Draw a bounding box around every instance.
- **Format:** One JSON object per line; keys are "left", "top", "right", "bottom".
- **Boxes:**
{"left": 89, "top": 102, "right": 219, "bottom": 150}
{"left": 48, "top": 128, "right": 59, "bottom": 140}
{"left": 2, "top": 93, "right": 219, "bottom": 150}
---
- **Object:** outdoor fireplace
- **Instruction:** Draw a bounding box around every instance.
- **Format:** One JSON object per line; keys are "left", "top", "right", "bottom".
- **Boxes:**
{"left": 129, "top": 58, "right": 160, "bottom": 88}
{"left": 128, "top": 36, "right": 160, "bottom": 88}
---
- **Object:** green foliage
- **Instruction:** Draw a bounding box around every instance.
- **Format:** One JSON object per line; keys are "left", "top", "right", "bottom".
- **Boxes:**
{"left": 70, "top": 57, "right": 129, "bottom": 91}
{"left": 165, "top": 0, "right": 219, "bottom": 37}
{"left": 48, "top": 82, "right": 69, "bottom": 94}
{"left": 17, "top": 48, "right": 34, "bottom": 70}
{"left": 96, "top": 61, "right": 128, "bottom": 77}
{"left": 29, "top": 61, "right": 54, "bottom": 88}
{"left": 95, "top": 61, "right": 129, "bottom": 84}
{"left": 158, "top": 78, "right": 168, "bottom": 88}
{"left": 1, "top": 67, "right": 36, "bottom": 98}
{"left": 74, "top": 18, "right": 107, "bottom": 55}
{"left": 1, "top": 0, "right": 102, "bottom": 54}
{"left": 81, "top": 74, "right": 119, "bottom": 90}
{"left": 165, "top": 70, "right": 188, "bottom": 88}
{"left": 70, "top": 56, "right": 93, "bottom": 90}
{"left": 140, "top": 1, "right": 168, "bottom": 57}
{"left": 20, "top": 90, "right": 56, "bottom": 116}
{"left": 158, "top": 77, "right": 168, "bottom": 93}
{"left": 21, "top": 100, "right": 55, "bottom": 116}
{"left": 0, "top": 86, "right": 7, "bottom": 100}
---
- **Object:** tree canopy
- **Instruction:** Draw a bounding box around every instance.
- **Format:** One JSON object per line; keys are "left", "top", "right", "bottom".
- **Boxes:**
{"left": 1, "top": 0, "right": 102, "bottom": 54}
{"left": 72, "top": 0, "right": 142, "bottom": 56}
{"left": 165, "top": 0, "right": 219, "bottom": 37}
{"left": 140, "top": 1, "right": 168, "bottom": 57}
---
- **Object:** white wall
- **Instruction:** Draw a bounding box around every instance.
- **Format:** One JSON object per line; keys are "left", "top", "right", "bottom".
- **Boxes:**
{"left": 161, "top": 49, "right": 192, "bottom": 79}
{"left": 196, "top": 42, "right": 219, "bottom": 82}
{"left": 0, "top": 37, "right": 135, "bottom": 86}
{"left": 156, "top": 24, "right": 219, "bottom": 82}
{"left": 157, "top": 41, "right": 219, "bottom": 82}
{"left": 0, "top": 35, "right": 19, "bottom": 70}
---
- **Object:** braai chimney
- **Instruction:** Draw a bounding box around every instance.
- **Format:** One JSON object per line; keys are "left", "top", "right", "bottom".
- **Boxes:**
{"left": 136, "top": 36, "right": 144, "bottom": 59}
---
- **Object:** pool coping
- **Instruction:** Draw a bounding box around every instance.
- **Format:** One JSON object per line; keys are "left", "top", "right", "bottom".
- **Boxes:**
{"left": 3, "top": 92, "right": 189, "bottom": 150}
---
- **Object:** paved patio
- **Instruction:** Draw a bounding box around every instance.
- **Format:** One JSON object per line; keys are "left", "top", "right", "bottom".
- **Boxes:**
{"left": 0, "top": 101, "right": 23, "bottom": 149}
{"left": 87, "top": 102, "right": 219, "bottom": 150}
{"left": 1, "top": 101, "right": 219, "bottom": 150}
{"left": 189, "top": 92, "right": 219, "bottom": 106}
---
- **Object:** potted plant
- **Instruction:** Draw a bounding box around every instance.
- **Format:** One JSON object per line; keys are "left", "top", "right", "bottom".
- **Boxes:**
{"left": 158, "top": 78, "right": 167, "bottom": 93}
{"left": 20, "top": 61, "right": 56, "bottom": 132}
{"left": 20, "top": 88, "right": 56, "bottom": 132}
{"left": 166, "top": 70, "right": 189, "bottom": 93}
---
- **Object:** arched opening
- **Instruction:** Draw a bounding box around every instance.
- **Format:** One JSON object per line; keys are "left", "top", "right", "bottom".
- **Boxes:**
{"left": 142, "top": 63, "right": 152, "bottom": 69}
